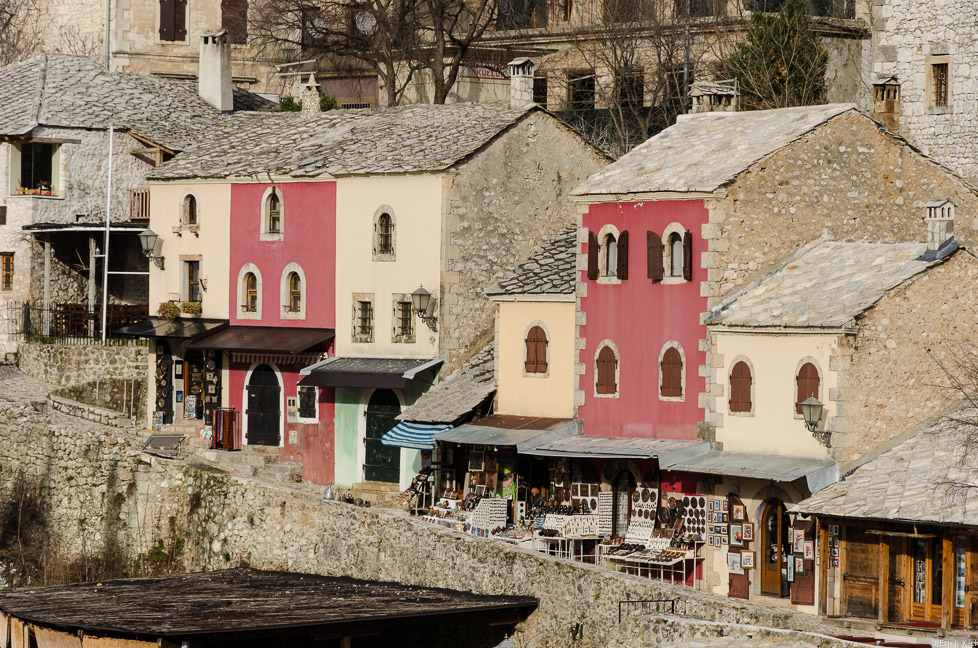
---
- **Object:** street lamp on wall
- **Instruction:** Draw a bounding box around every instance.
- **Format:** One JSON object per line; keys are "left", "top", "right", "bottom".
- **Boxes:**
{"left": 411, "top": 285, "right": 437, "bottom": 332}
{"left": 138, "top": 229, "right": 165, "bottom": 270}
{"left": 800, "top": 395, "right": 830, "bottom": 447}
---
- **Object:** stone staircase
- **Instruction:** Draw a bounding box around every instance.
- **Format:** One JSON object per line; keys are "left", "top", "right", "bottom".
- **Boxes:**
{"left": 199, "top": 445, "right": 303, "bottom": 484}
{"left": 349, "top": 481, "right": 403, "bottom": 507}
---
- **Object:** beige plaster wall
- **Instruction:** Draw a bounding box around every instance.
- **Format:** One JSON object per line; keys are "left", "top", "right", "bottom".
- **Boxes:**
{"left": 334, "top": 175, "right": 443, "bottom": 359}
{"left": 148, "top": 181, "right": 230, "bottom": 320}
{"left": 712, "top": 331, "right": 838, "bottom": 460}
{"left": 495, "top": 299, "right": 576, "bottom": 418}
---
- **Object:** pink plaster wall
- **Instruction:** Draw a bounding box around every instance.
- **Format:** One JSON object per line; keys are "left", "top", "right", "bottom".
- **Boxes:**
{"left": 229, "top": 182, "right": 337, "bottom": 328}
{"left": 578, "top": 200, "right": 709, "bottom": 440}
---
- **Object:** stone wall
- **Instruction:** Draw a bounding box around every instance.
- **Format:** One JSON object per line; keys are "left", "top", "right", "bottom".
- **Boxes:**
{"left": 17, "top": 342, "right": 147, "bottom": 386}
{"left": 0, "top": 400, "right": 853, "bottom": 648}
{"left": 441, "top": 112, "right": 608, "bottom": 373}
{"left": 52, "top": 377, "right": 147, "bottom": 421}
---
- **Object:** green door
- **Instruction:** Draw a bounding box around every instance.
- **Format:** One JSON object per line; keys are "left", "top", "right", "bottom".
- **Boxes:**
{"left": 364, "top": 389, "right": 400, "bottom": 483}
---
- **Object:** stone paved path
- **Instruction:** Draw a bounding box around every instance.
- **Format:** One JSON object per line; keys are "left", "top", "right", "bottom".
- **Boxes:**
{"left": 0, "top": 364, "right": 54, "bottom": 404}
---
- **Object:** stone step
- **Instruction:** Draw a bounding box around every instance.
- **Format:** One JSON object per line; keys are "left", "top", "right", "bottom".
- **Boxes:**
{"left": 255, "top": 462, "right": 303, "bottom": 484}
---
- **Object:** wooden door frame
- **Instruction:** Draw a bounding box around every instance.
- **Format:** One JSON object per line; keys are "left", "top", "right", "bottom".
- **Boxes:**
{"left": 242, "top": 362, "right": 283, "bottom": 448}
{"left": 357, "top": 387, "right": 404, "bottom": 484}
{"left": 760, "top": 500, "right": 787, "bottom": 597}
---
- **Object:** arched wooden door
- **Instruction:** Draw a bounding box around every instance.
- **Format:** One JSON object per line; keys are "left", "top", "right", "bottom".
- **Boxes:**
{"left": 246, "top": 364, "right": 280, "bottom": 446}
{"left": 761, "top": 500, "right": 789, "bottom": 597}
{"left": 364, "top": 389, "right": 400, "bottom": 483}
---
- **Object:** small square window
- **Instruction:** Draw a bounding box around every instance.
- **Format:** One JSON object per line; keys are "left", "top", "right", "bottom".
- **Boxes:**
{"left": 392, "top": 296, "right": 415, "bottom": 343}
{"left": 353, "top": 294, "right": 375, "bottom": 343}
{"left": 932, "top": 63, "right": 949, "bottom": 107}
{"left": 298, "top": 385, "right": 317, "bottom": 420}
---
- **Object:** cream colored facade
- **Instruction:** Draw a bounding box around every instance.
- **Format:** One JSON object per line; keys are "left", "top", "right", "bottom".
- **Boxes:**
{"left": 493, "top": 299, "right": 575, "bottom": 418}
{"left": 333, "top": 174, "right": 444, "bottom": 359}
{"left": 711, "top": 330, "right": 838, "bottom": 460}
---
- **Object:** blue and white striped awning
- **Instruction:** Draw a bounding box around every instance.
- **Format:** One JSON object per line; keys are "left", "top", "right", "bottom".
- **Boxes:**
{"left": 381, "top": 422, "right": 452, "bottom": 450}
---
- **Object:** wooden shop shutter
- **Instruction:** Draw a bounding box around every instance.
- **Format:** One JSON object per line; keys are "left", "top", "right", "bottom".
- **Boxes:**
{"left": 525, "top": 325, "right": 548, "bottom": 374}
{"left": 159, "top": 0, "right": 175, "bottom": 40}
{"left": 727, "top": 493, "right": 750, "bottom": 599}
{"left": 587, "top": 231, "right": 599, "bottom": 280}
{"left": 796, "top": 362, "right": 820, "bottom": 414}
{"left": 682, "top": 230, "right": 693, "bottom": 281}
{"left": 647, "top": 231, "right": 663, "bottom": 282}
{"left": 596, "top": 346, "right": 617, "bottom": 394}
{"left": 661, "top": 347, "right": 682, "bottom": 398}
{"left": 790, "top": 519, "right": 816, "bottom": 606}
{"left": 729, "top": 361, "right": 752, "bottom": 413}
{"left": 843, "top": 527, "right": 879, "bottom": 618}
{"left": 616, "top": 230, "right": 629, "bottom": 280}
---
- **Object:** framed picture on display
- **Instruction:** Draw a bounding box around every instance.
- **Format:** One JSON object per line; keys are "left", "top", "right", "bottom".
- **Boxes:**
{"left": 795, "top": 555, "right": 804, "bottom": 574}
{"left": 793, "top": 529, "right": 805, "bottom": 553}
{"left": 803, "top": 541, "right": 815, "bottom": 560}
{"left": 732, "top": 504, "right": 745, "bottom": 520}
{"left": 828, "top": 524, "right": 839, "bottom": 535}
{"left": 722, "top": 500, "right": 729, "bottom": 512}
{"left": 730, "top": 524, "right": 743, "bottom": 547}
{"left": 741, "top": 551, "right": 755, "bottom": 568}
{"left": 468, "top": 451, "right": 484, "bottom": 472}
{"left": 742, "top": 522, "right": 754, "bottom": 541}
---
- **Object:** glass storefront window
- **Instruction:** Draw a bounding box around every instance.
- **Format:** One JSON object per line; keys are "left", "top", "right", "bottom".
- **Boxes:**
{"left": 956, "top": 535, "right": 967, "bottom": 608}
{"left": 913, "top": 538, "right": 927, "bottom": 605}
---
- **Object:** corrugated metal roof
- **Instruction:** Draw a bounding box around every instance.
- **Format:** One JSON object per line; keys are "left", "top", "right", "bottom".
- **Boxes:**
{"left": 436, "top": 420, "right": 575, "bottom": 452}
{"left": 115, "top": 317, "right": 227, "bottom": 340}
{"left": 669, "top": 451, "right": 838, "bottom": 493}
{"left": 299, "top": 357, "right": 442, "bottom": 389}
{"left": 191, "top": 326, "right": 333, "bottom": 353}
{"left": 523, "top": 435, "right": 709, "bottom": 466}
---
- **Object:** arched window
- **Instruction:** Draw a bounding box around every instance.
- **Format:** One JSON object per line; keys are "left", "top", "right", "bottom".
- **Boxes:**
{"left": 524, "top": 325, "right": 549, "bottom": 374}
{"left": 287, "top": 272, "right": 302, "bottom": 312}
{"left": 377, "top": 213, "right": 393, "bottom": 255}
{"left": 596, "top": 344, "right": 618, "bottom": 395}
{"left": 729, "top": 361, "right": 752, "bottom": 413}
{"left": 668, "top": 232, "right": 683, "bottom": 277}
{"left": 266, "top": 189, "right": 281, "bottom": 234}
{"left": 603, "top": 233, "right": 618, "bottom": 277}
{"left": 244, "top": 272, "right": 258, "bottom": 311}
{"left": 660, "top": 345, "right": 683, "bottom": 398}
{"left": 183, "top": 194, "right": 198, "bottom": 226}
{"left": 796, "top": 362, "right": 820, "bottom": 414}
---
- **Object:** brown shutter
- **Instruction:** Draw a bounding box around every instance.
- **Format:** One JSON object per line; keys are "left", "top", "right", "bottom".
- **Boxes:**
{"left": 159, "top": 0, "right": 175, "bottom": 40}
{"left": 596, "top": 346, "right": 617, "bottom": 394}
{"left": 616, "top": 230, "right": 629, "bottom": 280}
{"left": 536, "top": 328, "right": 548, "bottom": 373}
{"left": 729, "top": 361, "right": 752, "bottom": 413}
{"left": 0, "top": 205, "right": 6, "bottom": 226}
{"left": 682, "top": 230, "right": 693, "bottom": 281}
{"left": 647, "top": 231, "right": 663, "bottom": 282}
{"left": 525, "top": 326, "right": 548, "bottom": 374}
{"left": 796, "top": 363, "right": 819, "bottom": 414}
{"left": 587, "top": 231, "right": 599, "bottom": 280}
{"left": 174, "top": 0, "right": 187, "bottom": 40}
{"left": 525, "top": 330, "right": 536, "bottom": 373}
{"left": 661, "top": 347, "right": 682, "bottom": 398}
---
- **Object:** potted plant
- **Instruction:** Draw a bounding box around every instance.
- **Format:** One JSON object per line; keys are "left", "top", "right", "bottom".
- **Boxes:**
{"left": 158, "top": 301, "right": 180, "bottom": 319}
{"left": 181, "top": 301, "right": 202, "bottom": 316}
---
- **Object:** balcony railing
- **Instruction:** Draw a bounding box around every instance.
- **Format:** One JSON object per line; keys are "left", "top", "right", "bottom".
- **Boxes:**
{"left": 7, "top": 302, "right": 148, "bottom": 344}
{"left": 129, "top": 188, "right": 150, "bottom": 222}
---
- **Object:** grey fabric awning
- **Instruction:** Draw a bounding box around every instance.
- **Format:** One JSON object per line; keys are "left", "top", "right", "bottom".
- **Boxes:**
{"left": 299, "top": 357, "right": 443, "bottom": 389}
{"left": 435, "top": 418, "right": 576, "bottom": 453}
{"left": 669, "top": 451, "right": 839, "bottom": 493}
{"left": 523, "top": 435, "right": 709, "bottom": 467}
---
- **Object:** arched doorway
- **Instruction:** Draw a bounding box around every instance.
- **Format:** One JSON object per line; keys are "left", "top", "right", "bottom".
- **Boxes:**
{"left": 761, "top": 499, "right": 790, "bottom": 597}
{"left": 611, "top": 470, "right": 636, "bottom": 538}
{"left": 364, "top": 389, "right": 400, "bottom": 483}
{"left": 246, "top": 364, "right": 280, "bottom": 446}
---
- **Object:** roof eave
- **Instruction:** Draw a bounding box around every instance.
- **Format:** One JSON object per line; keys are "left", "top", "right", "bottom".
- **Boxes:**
{"left": 487, "top": 293, "right": 575, "bottom": 303}
{"left": 570, "top": 189, "right": 725, "bottom": 204}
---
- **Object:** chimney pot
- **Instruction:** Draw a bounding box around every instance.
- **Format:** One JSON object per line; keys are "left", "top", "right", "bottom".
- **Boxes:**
{"left": 199, "top": 31, "right": 233, "bottom": 112}
{"left": 924, "top": 199, "right": 955, "bottom": 251}
{"left": 508, "top": 58, "right": 534, "bottom": 109}
{"left": 688, "top": 80, "right": 739, "bottom": 114}
{"left": 300, "top": 73, "right": 321, "bottom": 115}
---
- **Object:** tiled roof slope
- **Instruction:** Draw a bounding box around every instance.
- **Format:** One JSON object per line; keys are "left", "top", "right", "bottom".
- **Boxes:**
{"left": 794, "top": 411, "right": 978, "bottom": 526}
{"left": 706, "top": 239, "right": 950, "bottom": 328}
{"left": 572, "top": 104, "right": 854, "bottom": 196}
{"left": 397, "top": 343, "right": 495, "bottom": 424}
{"left": 487, "top": 226, "right": 577, "bottom": 296}
{"left": 0, "top": 54, "right": 259, "bottom": 151}
{"left": 149, "top": 103, "right": 533, "bottom": 180}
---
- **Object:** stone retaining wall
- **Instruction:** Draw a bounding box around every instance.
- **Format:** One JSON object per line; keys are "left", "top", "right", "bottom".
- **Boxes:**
{"left": 52, "top": 377, "right": 147, "bottom": 421}
{"left": 17, "top": 342, "right": 147, "bottom": 386}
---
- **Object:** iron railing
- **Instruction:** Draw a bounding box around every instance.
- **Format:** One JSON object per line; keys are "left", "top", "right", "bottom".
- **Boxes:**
{"left": 618, "top": 598, "right": 684, "bottom": 623}
{"left": 5, "top": 302, "right": 148, "bottom": 344}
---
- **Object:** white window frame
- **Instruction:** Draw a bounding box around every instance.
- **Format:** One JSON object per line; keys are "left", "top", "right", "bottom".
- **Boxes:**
{"left": 280, "top": 262, "right": 306, "bottom": 320}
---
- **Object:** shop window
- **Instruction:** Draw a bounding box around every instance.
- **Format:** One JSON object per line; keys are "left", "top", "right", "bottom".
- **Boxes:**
{"left": 159, "top": 0, "right": 188, "bottom": 41}
{"left": 567, "top": 72, "right": 595, "bottom": 110}
{"left": 353, "top": 294, "right": 374, "bottom": 343}
{"left": 297, "top": 385, "right": 317, "bottom": 421}
{"left": 261, "top": 187, "right": 283, "bottom": 240}
{"left": 221, "top": 0, "right": 248, "bottom": 44}
{"left": 659, "top": 343, "right": 683, "bottom": 400}
{"left": 729, "top": 360, "right": 752, "bottom": 413}
{"left": 795, "top": 361, "right": 820, "bottom": 415}
{"left": 524, "top": 324, "right": 549, "bottom": 375}
{"left": 373, "top": 207, "right": 396, "bottom": 260}
{"left": 595, "top": 343, "right": 618, "bottom": 396}
{"left": 183, "top": 260, "right": 201, "bottom": 303}
{"left": 392, "top": 294, "right": 415, "bottom": 343}
{"left": 11, "top": 142, "right": 60, "bottom": 196}
{"left": 1, "top": 253, "right": 12, "bottom": 291}
{"left": 183, "top": 194, "right": 198, "bottom": 227}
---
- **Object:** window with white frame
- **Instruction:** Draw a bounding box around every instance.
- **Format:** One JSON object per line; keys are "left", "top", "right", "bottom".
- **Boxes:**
{"left": 260, "top": 187, "right": 284, "bottom": 241}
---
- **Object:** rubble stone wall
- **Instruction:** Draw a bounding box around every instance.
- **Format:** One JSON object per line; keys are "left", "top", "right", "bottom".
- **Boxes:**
{"left": 17, "top": 342, "right": 147, "bottom": 386}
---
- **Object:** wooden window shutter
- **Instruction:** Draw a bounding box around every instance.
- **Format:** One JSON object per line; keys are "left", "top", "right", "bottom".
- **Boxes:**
{"left": 796, "top": 363, "right": 819, "bottom": 414}
{"left": 525, "top": 326, "right": 548, "bottom": 374}
{"left": 587, "top": 231, "right": 599, "bottom": 280}
{"left": 729, "top": 361, "right": 752, "bottom": 413}
{"left": 647, "top": 231, "right": 663, "bottom": 282}
{"left": 596, "top": 346, "right": 617, "bottom": 394}
{"left": 661, "top": 347, "right": 682, "bottom": 398}
{"left": 682, "top": 230, "right": 693, "bottom": 281}
{"left": 173, "top": 0, "right": 187, "bottom": 40}
{"left": 616, "top": 230, "right": 629, "bottom": 280}
{"left": 159, "top": 0, "right": 175, "bottom": 40}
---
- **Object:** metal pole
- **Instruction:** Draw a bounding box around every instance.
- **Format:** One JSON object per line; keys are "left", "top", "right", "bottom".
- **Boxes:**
{"left": 104, "top": 0, "right": 111, "bottom": 68}
{"left": 683, "top": 0, "right": 691, "bottom": 113}
{"left": 101, "top": 126, "right": 113, "bottom": 344}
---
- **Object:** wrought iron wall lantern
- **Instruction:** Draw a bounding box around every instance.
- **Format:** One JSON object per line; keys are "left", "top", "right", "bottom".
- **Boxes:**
{"left": 411, "top": 285, "right": 438, "bottom": 332}
{"left": 800, "top": 395, "right": 830, "bottom": 447}
{"left": 138, "top": 229, "right": 165, "bottom": 270}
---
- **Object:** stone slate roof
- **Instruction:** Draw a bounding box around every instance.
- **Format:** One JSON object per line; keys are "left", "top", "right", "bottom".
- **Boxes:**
{"left": 0, "top": 54, "right": 260, "bottom": 151}
{"left": 149, "top": 103, "right": 534, "bottom": 180}
{"left": 487, "top": 226, "right": 577, "bottom": 297}
{"left": 706, "top": 239, "right": 951, "bottom": 328}
{"left": 397, "top": 343, "right": 495, "bottom": 424}
{"left": 794, "top": 411, "right": 978, "bottom": 527}
{"left": 572, "top": 104, "right": 854, "bottom": 196}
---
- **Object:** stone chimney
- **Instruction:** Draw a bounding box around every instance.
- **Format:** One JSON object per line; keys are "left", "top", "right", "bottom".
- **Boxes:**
{"left": 508, "top": 58, "right": 534, "bottom": 109}
{"left": 688, "top": 80, "right": 739, "bottom": 114}
{"left": 199, "top": 31, "right": 233, "bottom": 112}
{"left": 300, "top": 72, "right": 321, "bottom": 115}
{"left": 924, "top": 199, "right": 955, "bottom": 251}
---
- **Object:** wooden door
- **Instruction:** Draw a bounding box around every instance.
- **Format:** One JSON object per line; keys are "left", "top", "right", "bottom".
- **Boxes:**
{"left": 886, "top": 537, "right": 908, "bottom": 623}
{"left": 364, "top": 389, "right": 400, "bottom": 483}
{"left": 761, "top": 501, "right": 787, "bottom": 596}
{"left": 791, "top": 519, "right": 816, "bottom": 605}
{"left": 843, "top": 528, "right": 879, "bottom": 619}
{"left": 967, "top": 537, "right": 978, "bottom": 628}
{"left": 246, "top": 364, "right": 280, "bottom": 446}
{"left": 728, "top": 494, "right": 750, "bottom": 600}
